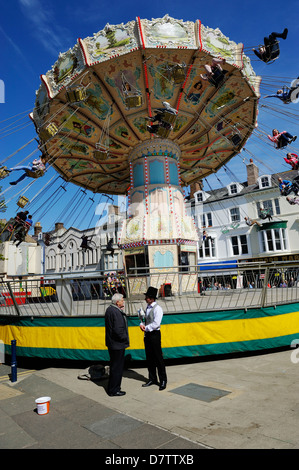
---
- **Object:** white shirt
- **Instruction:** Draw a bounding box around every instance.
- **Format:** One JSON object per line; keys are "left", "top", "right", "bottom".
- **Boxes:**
{"left": 144, "top": 301, "right": 164, "bottom": 332}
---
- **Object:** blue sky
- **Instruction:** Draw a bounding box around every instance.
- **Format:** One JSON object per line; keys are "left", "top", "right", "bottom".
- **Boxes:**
{"left": 1, "top": 0, "right": 299, "bottom": 232}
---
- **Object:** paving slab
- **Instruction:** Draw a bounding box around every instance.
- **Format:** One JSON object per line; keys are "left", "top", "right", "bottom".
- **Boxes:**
{"left": 1, "top": 347, "right": 299, "bottom": 449}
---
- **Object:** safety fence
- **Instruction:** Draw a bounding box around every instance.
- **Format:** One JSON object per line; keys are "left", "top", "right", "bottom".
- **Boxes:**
{"left": 0, "top": 262, "right": 299, "bottom": 317}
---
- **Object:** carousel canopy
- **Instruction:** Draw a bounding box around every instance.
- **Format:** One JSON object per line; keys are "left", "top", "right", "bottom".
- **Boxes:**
{"left": 31, "top": 15, "right": 261, "bottom": 195}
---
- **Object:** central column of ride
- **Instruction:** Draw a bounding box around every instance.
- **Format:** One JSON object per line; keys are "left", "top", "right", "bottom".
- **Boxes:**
{"left": 119, "top": 139, "right": 198, "bottom": 296}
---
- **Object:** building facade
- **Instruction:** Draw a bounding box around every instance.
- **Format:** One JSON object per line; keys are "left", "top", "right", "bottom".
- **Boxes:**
{"left": 43, "top": 161, "right": 299, "bottom": 277}
{"left": 189, "top": 160, "right": 299, "bottom": 271}
{"left": 43, "top": 205, "right": 125, "bottom": 274}
{"left": 0, "top": 220, "right": 42, "bottom": 280}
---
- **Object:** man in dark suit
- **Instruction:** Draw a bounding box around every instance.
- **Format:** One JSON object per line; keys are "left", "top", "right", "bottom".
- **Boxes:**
{"left": 105, "top": 293, "right": 129, "bottom": 396}
{"left": 140, "top": 286, "right": 167, "bottom": 391}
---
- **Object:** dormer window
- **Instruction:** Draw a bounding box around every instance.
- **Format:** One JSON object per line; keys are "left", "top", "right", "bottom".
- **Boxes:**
{"left": 258, "top": 175, "right": 271, "bottom": 189}
{"left": 227, "top": 182, "right": 243, "bottom": 195}
{"left": 194, "top": 190, "right": 210, "bottom": 203}
{"left": 196, "top": 192, "right": 203, "bottom": 203}
{"left": 230, "top": 184, "right": 238, "bottom": 194}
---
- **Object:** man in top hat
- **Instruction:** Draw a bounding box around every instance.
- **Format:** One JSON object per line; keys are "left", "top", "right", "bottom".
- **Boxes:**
{"left": 139, "top": 286, "right": 167, "bottom": 391}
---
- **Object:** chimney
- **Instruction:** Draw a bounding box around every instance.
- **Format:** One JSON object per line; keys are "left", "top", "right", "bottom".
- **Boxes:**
{"left": 55, "top": 222, "right": 64, "bottom": 232}
{"left": 34, "top": 222, "right": 42, "bottom": 236}
{"left": 190, "top": 181, "right": 203, "bottom": 199}
{"left": 247, "top": 159, "right": 259, "bottom": 186}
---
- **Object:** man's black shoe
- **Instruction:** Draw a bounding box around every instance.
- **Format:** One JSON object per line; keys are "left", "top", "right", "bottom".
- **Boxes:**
{"left": 159, "top": 381, "right": 167, "bottom": 391}
{"left": 108, "top": 391, "right": 126, "bottom": 397}
{"left": 142, "top": 380, "right": 158, "bottom": 387}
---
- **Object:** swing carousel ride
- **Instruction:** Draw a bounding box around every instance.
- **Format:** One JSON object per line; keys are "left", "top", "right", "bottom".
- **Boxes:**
{"left": 30, "top": 15, "right": 260, "bottom": 269}
{"left": 1, "top": 16, "right": 299, "bottom": 362}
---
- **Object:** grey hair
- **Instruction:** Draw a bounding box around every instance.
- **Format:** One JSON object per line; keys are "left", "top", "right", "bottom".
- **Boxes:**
{"left": 112, "top": 293, "right": 124, "bottom": 304}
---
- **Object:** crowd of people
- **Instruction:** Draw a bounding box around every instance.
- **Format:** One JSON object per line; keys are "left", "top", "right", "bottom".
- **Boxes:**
{"left": 103, "top": 272, "right": 126, "bottom": 298}
{"left": 200, "top": 277, "right": 299, "bottom": 291}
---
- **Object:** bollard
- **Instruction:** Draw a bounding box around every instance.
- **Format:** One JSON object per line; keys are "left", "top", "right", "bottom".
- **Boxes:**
{"left": 11, "top": 340, "right": 17, "bottom": 383}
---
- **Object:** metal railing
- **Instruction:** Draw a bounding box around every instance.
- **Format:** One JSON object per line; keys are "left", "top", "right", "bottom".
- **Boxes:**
{"left": 1, "top": 262, "right": 299, "bottom": 317}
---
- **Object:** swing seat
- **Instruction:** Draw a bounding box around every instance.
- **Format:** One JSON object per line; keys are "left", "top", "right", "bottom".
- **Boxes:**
{"left": 156, "top": 126, "right": 172, "bottom": 138}
{"left": 125, "top": 94, "right": 143, "bottom": 109}
{"left": 25, "top": 169, "right": 45, "bottom": 178}
{"left": 0, "top": 167, "right": 10, "bottom": 179}
{"left": 39, "top": 122, "right": 58, "bottom": 141}
{"left": 265, "top": 57, "right": 279, "bottom": 65}
{"left": 161, "top": 111, "right": 177, "bottom": 125}
{"left": 258, "top": 44, "right": 280, "bottom": 64}
{"left": 17, "top": 196, "right": 29, "bottom": 208}
{"left": 94, "top": 144, "right": 109, "bottom": 161}
{"left": 221, "top": 227, "right": 230, "bottom": 234}
{"left": 66, "top": 85, "right": 87, "bottom": 103}
{"left": 230, "top": 134, "right": 242, "bottom": 146}
{"left": 230, "top": 222, "right": 240, "bottom": 229}
{"left": 171, "top": 65, "right": 186, "bottom": 84}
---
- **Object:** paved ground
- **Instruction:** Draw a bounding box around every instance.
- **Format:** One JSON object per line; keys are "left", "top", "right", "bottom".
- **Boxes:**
{"left": 1, "top": 347, "right": 299, "bottom": 450}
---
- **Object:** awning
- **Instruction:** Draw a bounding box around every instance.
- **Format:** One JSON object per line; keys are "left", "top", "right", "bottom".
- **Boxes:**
{"left": 257, "top": 221, "right": 287, "bottom": 231}
{"left": 198, "top": 260, "right": 238, "bottom": 271}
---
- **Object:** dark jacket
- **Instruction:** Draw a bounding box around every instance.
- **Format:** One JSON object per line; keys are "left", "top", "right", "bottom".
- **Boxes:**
{"left": 105, "top": 304, "right": 129, "bottom": 350}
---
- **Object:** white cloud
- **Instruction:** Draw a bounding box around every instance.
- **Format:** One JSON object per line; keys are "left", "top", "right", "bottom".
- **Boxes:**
{"left": 18, "top": 0, "right": 73, "bottom": 56}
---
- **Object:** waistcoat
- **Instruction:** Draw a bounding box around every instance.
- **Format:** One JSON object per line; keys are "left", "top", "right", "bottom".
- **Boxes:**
{"left": 145, "top": 303, "right": 159, "bottom": 326}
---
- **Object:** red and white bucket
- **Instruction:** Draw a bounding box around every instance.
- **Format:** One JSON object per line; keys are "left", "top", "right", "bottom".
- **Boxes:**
{"left": 35, "top": 396, "right": 51, "bottom": 415}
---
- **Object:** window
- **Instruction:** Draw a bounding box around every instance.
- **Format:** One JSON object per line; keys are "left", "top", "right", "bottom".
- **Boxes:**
{"left": 257, "top": 200, "right": 273, "bottom": 217}
{"left": 199, "top": 238, "right": 216, "bottom": 259}
{"left": 227, "top": 182, "right": 242, "bottom": 195}
{"left": 260, "top": 228, "right": 287, "bottom": 252}
{"left": 230, "top": 207, "right": 240, "bottom": 223}
{"left": 104, "top": 254, "right": 118, "bottom": 271}
{"left": 263, "top": 200, "right": 273, "bottom": 214}
{"left": 257, "top": 175, "right": 271, "bottom": 189}
{"left": 190, "top": 200, "right": 195, "bottom": 218}
{"left": 257, "top": 199, "right": 280, "bottom": 217}
{"left": 179, "top": 250, "right": 196, "bottom": 272}
{"left": 274, "top": 198, "right": 281, "bottom": 215}
{"left": 125, "top": 250, "right": 149, "bottom": 275}
{"left": 231, "top": 235, "right": 248, "bottom": 256}
{"left": 196, "top": 192, "right": 203, "bottom": 203}
{"left": 230, "top": 184, "right": 238, "bottom": 194}
{"left": 261, "top": 176, "right": 270, "bottom": 188}
{"left": 202, "top": 212, "right": 213, "bottom": 227}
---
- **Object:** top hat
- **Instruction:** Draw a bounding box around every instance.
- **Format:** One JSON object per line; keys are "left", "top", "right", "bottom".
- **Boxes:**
{"left": 144, "top": 286, "right": 158, "bottom": 299}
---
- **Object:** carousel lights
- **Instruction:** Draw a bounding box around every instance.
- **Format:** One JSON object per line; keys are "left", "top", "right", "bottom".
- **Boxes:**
{"left": 120, "top": 238, "right": 197, "bottom": 249}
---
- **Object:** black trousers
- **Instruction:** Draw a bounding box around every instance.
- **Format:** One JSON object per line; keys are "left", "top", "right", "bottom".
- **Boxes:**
{"left": 108, "top": 348, "right": 125, "bottom": 395}
{"left": 144, "top": 330, "right": 167, "bottom": 383}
